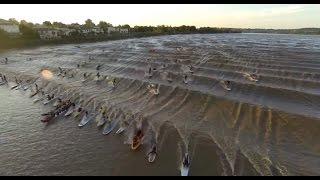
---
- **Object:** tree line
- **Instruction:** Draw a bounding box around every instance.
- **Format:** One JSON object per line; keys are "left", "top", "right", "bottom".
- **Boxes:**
{"left": 3, "top": 18, "right": 241, "bottom": 40}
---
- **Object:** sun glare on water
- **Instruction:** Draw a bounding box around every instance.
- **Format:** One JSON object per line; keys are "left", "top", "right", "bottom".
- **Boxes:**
{"left": 41, "top": 69, "right": 53, "bottom": 79}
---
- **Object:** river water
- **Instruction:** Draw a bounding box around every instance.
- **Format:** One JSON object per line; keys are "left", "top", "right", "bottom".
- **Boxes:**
{"left": 0, "top": 33, "right": 320, "bottom": 176}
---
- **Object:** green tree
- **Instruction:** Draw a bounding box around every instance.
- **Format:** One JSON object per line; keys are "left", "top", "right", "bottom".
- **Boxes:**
{"left": 85, "top": 19, "right": 95, "bottom": 28}
{"left": 0, "top": 29, "right": 10, "bottom": 40}
{"left": 20, "top": 20, "right": 28, "bottom": 25}
{"left": 121, "top": 24, "right": 131, "bottom": 29}
{"left": 52, "top": 22, "right": 66, "bottom": 28}
{"left": 43, "top": 21, "right": 52, "bottom": 27}
{"left": 8, "top": 18, "right": 19, "bottom": 25}
{"left": 19, "top": 20, "right": 39, "bottom": 39}
{"left": 98, "top": 21, "right": 108, "bottom": 29}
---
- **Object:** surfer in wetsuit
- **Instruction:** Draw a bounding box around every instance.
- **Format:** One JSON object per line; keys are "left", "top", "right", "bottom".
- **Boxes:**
{"left": 183, "top": 153, "right": 189, "bottom": 167}
{"left": 225, "top": 80, "right": 230, "bottom": 87}
{"left": 46, "top": 94, "right": 51, "bottom": 101}
{"left": 15, "top": 77, "right": 19, "bottom": 84}
{"left": 77, "top": 107, "right": 82, "bottom": 112}
{"left": 184, "top": 74, "right": 188, "bottom": 83}
{"left": 148, "top": 144, "right": 157, "bottom": 155}
{"left": 112, "top": 79, "right": 116, "bottom": 86}
{"left": 96, "top": 64, "right": 101, "bottom": 71}
{"left": 136, "top": 129, "right": 143, "bottom": 138}
{"left": 96, "top": 72, "right": 100, "bottom": 80}
{"left": 189, "top": 65, "right": 194, "bottom": 74}
{"left": 3, "top": 75, "right": 7, "bottom": 83}
{"left": 58, "top": 67, "right": 63, "bottom": 74}
{"left": 250, "top": 73, "right": 258, "bottom": 80}
{"left": 35, "top": 83, "right": 39, "bottom": 91}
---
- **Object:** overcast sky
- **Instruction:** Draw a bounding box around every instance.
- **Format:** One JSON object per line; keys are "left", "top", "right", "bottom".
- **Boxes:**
{"left": 1, "top": 4, "right": 319, "bottom": 29}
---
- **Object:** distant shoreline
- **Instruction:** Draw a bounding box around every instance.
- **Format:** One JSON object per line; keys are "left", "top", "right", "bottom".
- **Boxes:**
{"left": 1, "top": 30, "right": 319, "bottom": 51}
{"left": 0, "top": 32, "right": 239, "bottom": 51}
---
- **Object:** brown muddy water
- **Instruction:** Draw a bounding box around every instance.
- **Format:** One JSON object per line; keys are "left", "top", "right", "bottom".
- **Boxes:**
{"left": 0, "top": 33, "right": 320, "bottom": 175}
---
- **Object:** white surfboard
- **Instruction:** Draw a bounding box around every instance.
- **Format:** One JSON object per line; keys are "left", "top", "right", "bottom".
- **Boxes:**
{"left": 64, "top": 106, "right": 75, "bottom": 117}
{"left": 78, "top": 113, "right": 95, "bottom": 127}
{"left": 102, "top": 120, "right": 119, "bottom": 135}
{"left": 181, "top": 165, "right": 189, "bottom": 176}
{"left": 148, "top": 152, "right": 157, "bottom": 163}
{"left": 116, "top": 126, "right": 126, "bottom": 134}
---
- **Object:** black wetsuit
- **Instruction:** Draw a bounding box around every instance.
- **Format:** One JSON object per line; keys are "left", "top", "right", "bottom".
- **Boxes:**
{"left": 148, "top": 147, "right": 157, "bottom": 155}
{"left": 183, "top": 156, "right": 189, "bottom": 167}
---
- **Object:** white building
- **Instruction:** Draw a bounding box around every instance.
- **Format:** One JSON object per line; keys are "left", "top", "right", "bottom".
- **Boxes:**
{"left": 92, "top": 27, "right": 104, "bottom": 34}
{"left": 119, "top": 28, "right": 129, "bottom": 34}
{"left": 80, "top": 27, "right": 103, "bottom": 35}
{"left": 34, "top": 27, "right": 61, "bottom": 39}
{"left": 57, "top": 28, "right": 76, "bottom": 36}
{"left": 106, "top": 27, "right": 118, "bottom": 34}
{"left": 106, "top": 27, "right": 129, "bottom": 35}
{"left": 0, "top": 19, "right": 20, "bottom": 33}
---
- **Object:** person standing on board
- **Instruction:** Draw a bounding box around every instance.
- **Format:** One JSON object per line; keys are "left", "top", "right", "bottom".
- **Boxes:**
{"left": 3, "top": 75, "right": 7, "bottom": 83}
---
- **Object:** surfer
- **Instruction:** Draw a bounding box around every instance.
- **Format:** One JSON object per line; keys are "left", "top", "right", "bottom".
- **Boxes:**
{"left": 183, "top": 74, "right": 188, "bottom": 84}
{"left": 148, "top": 67, "right": 152, "bottom": 74}
{"left": 183, "top": 153, "right": 190, "bottom": 167}
{"left": 2, "top": 75, "right": 7, "bottom": 83}
{"left": 96, "top": 64, "right": 101, "bottom": 71}
{"left": 96, "top": 72, "right": 100, "bottom": 80}
{"left": 148, "top": 144, "right": 157, "bottom": 156}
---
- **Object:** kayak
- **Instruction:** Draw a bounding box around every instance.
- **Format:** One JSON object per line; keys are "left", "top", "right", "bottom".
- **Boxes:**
{"left": 97, "top": 115, "right": 106, "bottom": 127}
{"left": 43, "top": 98, "right": 55, "bottom": 105}
{"left": 78, "top": 113, "right": 95, "bottom": 127}
{"left": 15, "top": 83, "right": 26, "bottom": 90}
{"left": 10, "top": 84, "right": 19, "bottom": 89}
{"left": 30, "top": 90, "right": 39, "bottom": 98}
{"left": 41, "top": 115, "right": 53, "bottom": 123}
{"left": 116, "top": 126, "right": 126, "bottom": 134}
{"left": 116, "top": 120, "right": 131, "bottom": 134}
{"left": 33, "top": 97, "right": 44, "bottom": 103}
{"left": 23, "top": 84, "right": 31, "bottom": 91}
{"left": 131, "top": 135, "right": 143, "bottom": 150}
{"left": 102, "top": 120, "right": 118, "bottom": 135}
{"left": 64, "top": 106, "right": 75, "bottom": 117}
{"left": 73, "top": 111, "right": 81, "bottom": 118}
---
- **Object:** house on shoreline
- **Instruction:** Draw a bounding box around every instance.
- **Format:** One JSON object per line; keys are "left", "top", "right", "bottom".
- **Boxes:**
{"left": 106, "top": 27, "right": 129, "bottom": 35}
{"left": 34, "top": 25, "right": 108, "bottom": 39}
{"left": 0, "top": 19, "right": 20, "bottom": 34}
{"left": 33, "top": 26, "right": 62, "bottom": 39}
